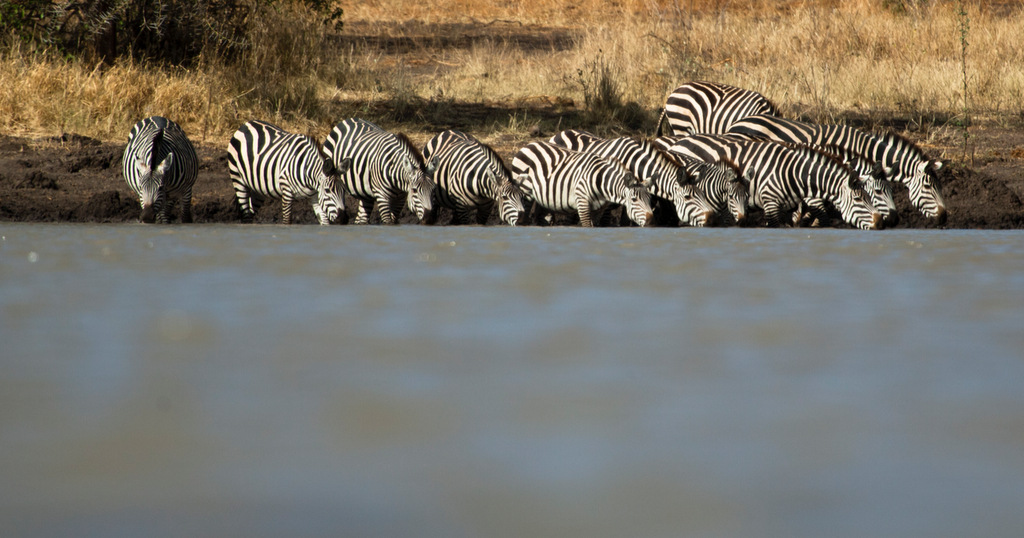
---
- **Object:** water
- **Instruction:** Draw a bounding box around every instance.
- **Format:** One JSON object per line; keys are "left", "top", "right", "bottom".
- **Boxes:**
{"left": 2, "top": 224, "right": 1022, "bottom": 538}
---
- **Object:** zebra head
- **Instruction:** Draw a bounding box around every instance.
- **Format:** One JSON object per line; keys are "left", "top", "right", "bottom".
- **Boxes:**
{"left": 406, "top": 154, "right": 437, "bottom": 225}
{"left": 670, "top": 171, "right": 717, "bottom": 227}
{"left": 133, "top": 150, "right": 174, "bottom": 224}
{"left": 616, "top": 170, "right": 654, "bottom": 227}
{"left": 315, "top": 155, "right": 349, "bottom": 225}
{"left": 906, "top": 159, "right": 947, "bottom": 224}
{"left": 494, "top": 178, "right": 527, "bottom": 226}
{"left": 715, "top": 158, "right": 750, "bottom": 226}
{"left": 863, "top": 162, "right": 899, "bottom": 227}
{"left": 836, "top": 175, "right": 883, "bottom": 230}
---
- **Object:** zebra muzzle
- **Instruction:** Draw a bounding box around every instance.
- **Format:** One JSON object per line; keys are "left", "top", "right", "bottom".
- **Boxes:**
{"left": 140, "top": 204, "right": 157, "bottom": 223}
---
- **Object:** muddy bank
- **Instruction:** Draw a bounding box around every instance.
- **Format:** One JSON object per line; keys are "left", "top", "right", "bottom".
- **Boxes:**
{"left": 1, "top": 131, "right": 1021, "bottom": 228}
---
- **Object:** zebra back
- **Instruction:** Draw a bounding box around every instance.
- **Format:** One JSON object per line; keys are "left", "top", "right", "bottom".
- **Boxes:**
{"left": 549, "top": 130, "right": 715, "bottom": 227}
{"left": 660, "top": 81, "right": 778, "bottom": 137}
{"left": 511, "top": 141, "right": 653, "bottom": 227}
{"left": 324, "top": 118, "right": 437, "bottom": 224}
{"left": 727, "top": 114, "right": 945, "bottom": 221}
{"left": 423, "top": 130, "right": 525, "bottom": 226}
{"left": 122, "top": 116, "right": 198, "bottom": 223}
{"left": 226, "top": 120, "right": 346, "bottom": 225}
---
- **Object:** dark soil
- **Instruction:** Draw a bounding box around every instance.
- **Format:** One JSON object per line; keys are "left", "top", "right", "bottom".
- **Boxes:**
{"left": 1, "top": 123, "right": 1022, "bottom": 227}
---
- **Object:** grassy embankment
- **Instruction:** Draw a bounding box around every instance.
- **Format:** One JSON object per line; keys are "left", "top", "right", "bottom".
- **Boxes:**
{"left": 1, "top": 0, "right": 1021, "bottom": 158}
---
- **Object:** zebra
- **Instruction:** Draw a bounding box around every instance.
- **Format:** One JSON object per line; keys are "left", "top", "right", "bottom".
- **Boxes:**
{"left": 725, "top": 114, "right": 946, "bottom": 223}
{"left": 121, "top": 116, "right": 198, "bottom": 223}
{"left": 323, "top": 118, "right": 437, "bottom": 225}
{"left": 510, "top": 141, "right": 655, "bottom": 227}
{"left": 422, "top": 130, "right": 526, "bottom": 226}
{"left": 227, "top": 120, "right": 347, "bottom": 225}
{"left": 796, "top": 143, "right": 898, "bottom": 227}
{"left": 548, "top": 129, "right": 716, "bottom": 227}
{"left": 666, "top": 135, "right": 882, "bottom": 229}
{"left": 653, "top": 136, "right": 750, "bottom": 225}
{"left": 657, "top": 81, "right": 778, "bottom": 137}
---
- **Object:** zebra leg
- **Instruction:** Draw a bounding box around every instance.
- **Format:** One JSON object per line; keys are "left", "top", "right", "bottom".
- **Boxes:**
{"left": 377, "top": 194, "right": 398, "bottom": 224}
{"left": 154, "top": 189, "right": 169, "bottom": 224}
{"left": 576, "top": 198, "right": 594, "bottom": 227}
{"left": 233, "top": 181, "right": 255, "bottom": 223}
{"left": 281, "top": 193, "right": 294, "bottom": 225}
{"left": 179, "top": 185, "right": 193, "bottom": 224}
{"left": 532, "top": 204, "right": 550, "bottom": 226}
{"left": 474, "top": 201, "right": 493, "bottom": 226}
{"left": 762, "top": 201, "right": 786, "bottom": 228}
{"left": 452, "top": 205, "right": 474, "bottom": 225}
{"left": 354, "top": 198, "right": 374, "bottom": 225}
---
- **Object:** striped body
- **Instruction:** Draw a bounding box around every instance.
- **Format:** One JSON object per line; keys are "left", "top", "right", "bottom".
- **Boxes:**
{"left": 122, "top": 116, "right": 198, "bottom": 223}
{"left": 726, "top": 114, "right": 945, "bottom": 222}
{"left": 511, "top": 141, "right": 654, "bottom": 227}
{"left": 659, "top": 81, "right": 778, "bottom": 136}
{"left": 654, "top": 136, "right": 749, "bottom": 224}
{"left": 549, "top": 130, "right": 716, "bottom": 227}
{"left": 422, "top": 130, "right": 525, "bottom": 226}
{"left": 324, "top": 118, "right": 436, "bottom": 225}
{"left": 227, "top": 120, "right": 346, "bottom": 225}
{"left": 667, "top": 135, "right": 882, "bottom": 229}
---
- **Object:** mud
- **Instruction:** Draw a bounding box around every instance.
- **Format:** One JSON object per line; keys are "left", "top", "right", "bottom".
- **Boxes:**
{"left": 1, "top": 125, "right": 1022, "bottom": 228}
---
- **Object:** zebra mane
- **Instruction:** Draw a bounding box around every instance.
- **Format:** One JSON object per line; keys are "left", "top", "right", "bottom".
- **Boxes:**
{"left": 877, "top": 129, "right": 927, "bottom": 159}
{"left": 149, "top": 127, "right": 165, "bottom": 169}
{"left": 394, "top": 132, "right": 427, "bottom": 168}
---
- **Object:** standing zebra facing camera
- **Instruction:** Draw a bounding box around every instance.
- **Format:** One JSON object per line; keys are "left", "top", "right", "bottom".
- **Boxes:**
{"left": 323, "top": 118, "right": 437, "bottom": 225}
{"left": 122, "top": 116, "right": 198, "bottom": 223}
{"left": 227, "top": 120, "right": 348, "bottom": 225}
{"left": 511, "top": 141, "right": 655, "bottom": 227}
{"left": 657, "top": 81, "right": 778, "bottom": 137}
{"left": 422, "top": 130, "right": 526, "bottom": 226}
{"left": 548, "top": 129, "right": 716, "bottom": 227}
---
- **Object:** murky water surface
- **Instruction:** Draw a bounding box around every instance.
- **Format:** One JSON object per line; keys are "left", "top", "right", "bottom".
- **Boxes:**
{"left": 2, "top": 224, "right": 1023, "bottom": 538}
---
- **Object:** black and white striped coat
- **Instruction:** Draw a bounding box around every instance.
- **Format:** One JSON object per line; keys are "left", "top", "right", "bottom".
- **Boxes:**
{"left": 422, "top": 130, "right": 526, "bottom": 226}
{"left": 548, "top": 130, "right": 716, "bottom": 227}
{"left": 510, "top": 141, "right": 654, "bottom": 227}
{"left": 121, "top": 116, "right": 198, "bottom": 223}
{"left": 726, "top": 114, "right": 945, "bottom": 222}
{"left": 658, "top": 81, "right": 778, "bottom": 137}
{"left": 653, "top": 136, "right": 750, "bottom": 225}
{"left": 323, "top": 118, "right": 437, "bottom": 225}
{"left": 227, "top": 120, "right": 347, "bottom": 225}
{"left": 667, "top": 135, "right": 882, "bottom": 229}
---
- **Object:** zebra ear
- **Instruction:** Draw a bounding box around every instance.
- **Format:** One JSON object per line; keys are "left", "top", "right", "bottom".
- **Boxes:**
{"left": 153, "top": 151, "right": 174, "bottom": 175}
{"left": 930, "top": 160, "right": 943, "bottom": 172}
{"left": 425, "top": 156, "right": 439, "bottom": 177}
{"left": 641, "top": 178, "right": 655, "bottom": 191}
{"left": 134, "top": 155, "right": 150, "bottom": 175}
{"left": 335, "top": 157, "right": 351, "bottom": 175}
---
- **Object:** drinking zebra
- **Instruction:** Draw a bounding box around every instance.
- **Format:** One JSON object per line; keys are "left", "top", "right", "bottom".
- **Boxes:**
{"left": 726, "top": 114, "right": 946, "bottom": 222}
{"left": 667, "top": 135, "right": 882, "bottom": 229}
{"left": 658, "top": 81, "right": 778, "bottom": 137}
{"left": 121, "top": 116, "right": 198, "bottom": 223}
{"left": 548, "top": 129, "right": 716, "bottom": 227}
{"left": 227, "top": 120, "right": 347, "bottom": 225}
{"left": 422, "top": 130, "right": 526, "bottom": 226}
{"left": 323, "top": 118, "right": 437, "bottom": 225}
{"left": 653, "top": 136, "right": 750, "bottom": 225}
{"left": 510, "top": 141, "right": 655, "bottom": 227}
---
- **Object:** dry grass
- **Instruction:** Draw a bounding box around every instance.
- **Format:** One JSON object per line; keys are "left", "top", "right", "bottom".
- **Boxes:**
{"left": 2, "top": 0, "right": 1022, "bottom": 146}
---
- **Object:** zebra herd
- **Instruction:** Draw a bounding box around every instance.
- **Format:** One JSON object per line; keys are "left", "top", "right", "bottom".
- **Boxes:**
{"left": 122, "top": 81, "right": 948, "bottom": 229}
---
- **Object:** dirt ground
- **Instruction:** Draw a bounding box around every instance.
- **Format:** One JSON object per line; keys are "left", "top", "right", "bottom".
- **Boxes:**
{"left": 1, "top": 19, "right": 1022, "bottom": 228}
{"left": 1, "top": 123, "right": 1021, "bottom": 228}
